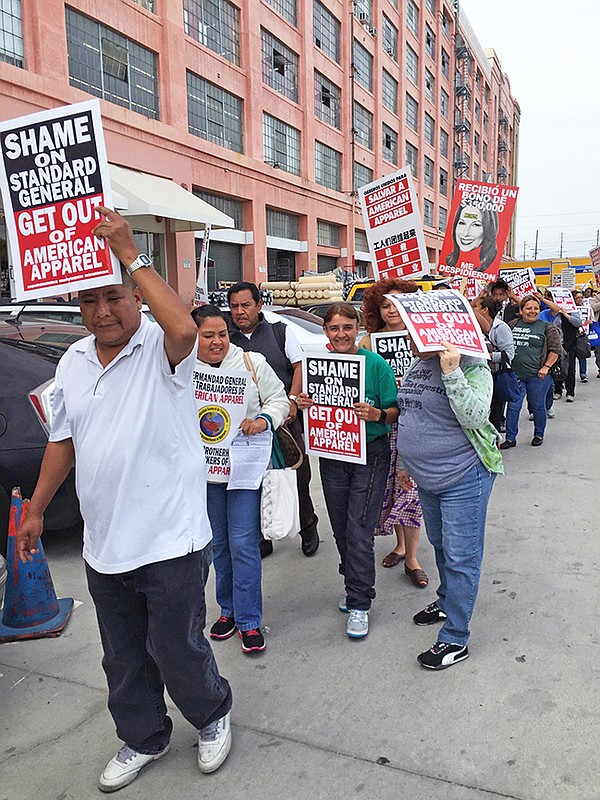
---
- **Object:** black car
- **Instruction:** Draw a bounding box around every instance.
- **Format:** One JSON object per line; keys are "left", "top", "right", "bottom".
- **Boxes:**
{"left": 0, "top": 317, "right": 89, "bottom": 556}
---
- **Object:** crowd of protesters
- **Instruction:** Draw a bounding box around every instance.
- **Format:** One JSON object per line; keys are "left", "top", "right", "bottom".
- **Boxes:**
{"left": 14, "top": 209, "right": 599, "bottom": 792}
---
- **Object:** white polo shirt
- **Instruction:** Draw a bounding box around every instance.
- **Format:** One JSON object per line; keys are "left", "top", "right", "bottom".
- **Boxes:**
{"left": 50, "top": 313, "right": 212, "bottom": 574}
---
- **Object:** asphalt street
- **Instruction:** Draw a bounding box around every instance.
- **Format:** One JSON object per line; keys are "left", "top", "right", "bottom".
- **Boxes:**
{"left": 1, "top": 376, "right": 599, "bottom": 800}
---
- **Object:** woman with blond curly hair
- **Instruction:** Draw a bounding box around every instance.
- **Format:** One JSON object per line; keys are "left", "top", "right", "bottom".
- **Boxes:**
{"left": 359, "top": 278, "right": 428, "bottom": 588}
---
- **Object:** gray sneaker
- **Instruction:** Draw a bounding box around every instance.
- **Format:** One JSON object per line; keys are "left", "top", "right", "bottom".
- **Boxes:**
{"left": 346, "top": 609, "right": 369, "bottom": 638}
{"left": 546, "top": 407, "right": 556, "bottom": 419}
{"left": 338, "top": 595, "right": 348, "bottom": 613}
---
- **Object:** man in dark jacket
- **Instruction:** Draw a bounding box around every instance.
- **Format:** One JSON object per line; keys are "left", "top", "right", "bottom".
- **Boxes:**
{"left": 227, "top": 282, "right": 319, "bottom": 558}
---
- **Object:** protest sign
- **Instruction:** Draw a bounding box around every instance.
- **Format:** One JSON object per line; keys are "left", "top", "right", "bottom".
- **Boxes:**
{"left": 438, "top": 180, "right": 519, "bottom": 283}
{"left": 498, "top": 267, "right": 537, "bottom": 299}
{"left": 0, "top": 99, "right": 119, "bottom": 300}
{"left": 448, "top": 275, "right": 488, "bottom": 300}
{"left": 370, "top": 331, "right": 413, "bottom": 386}
{"left": 192, "top": 363, "right": 249, "bottom": 482}
{"left": 560, "top": 267, "right": 576, "bottom": 290}
{"left": 577, "top": 305, "right": 592, "bottom": 329}
{"left": 303, "top": 353, "right": 366, "bottom": 464}
{"left": 357, "top": 167, "right": 429, "bottom": 281}
{"left": 548, "top": 287, "right": 577, "bottom": 313}
{"left": 387, "top": 289, "right": 489, "bottom": 358}
{"left": 193, "top": 223, "right": 211, "bottom": 307}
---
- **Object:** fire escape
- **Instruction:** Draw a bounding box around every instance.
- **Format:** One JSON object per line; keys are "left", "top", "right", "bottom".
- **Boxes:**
{"left": 453, "top": 34, "right": 472, "bottom": 183}
{"left": 497, "top": 112, "right": 509, "bottom": 183}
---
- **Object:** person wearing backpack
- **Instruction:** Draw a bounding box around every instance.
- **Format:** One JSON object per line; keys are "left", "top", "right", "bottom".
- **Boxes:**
{"left": 227, "top": 282, "right": 319, "bottom": 559}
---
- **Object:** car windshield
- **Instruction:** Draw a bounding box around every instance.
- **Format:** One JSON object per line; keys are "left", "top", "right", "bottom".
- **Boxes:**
{"left": 268, "top": 308, "right": 324, "bottom": 334}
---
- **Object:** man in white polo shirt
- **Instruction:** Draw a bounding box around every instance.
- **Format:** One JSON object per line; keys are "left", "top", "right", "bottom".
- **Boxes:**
{"left": 16, "top": 207, "right": 232, "bottom": 793}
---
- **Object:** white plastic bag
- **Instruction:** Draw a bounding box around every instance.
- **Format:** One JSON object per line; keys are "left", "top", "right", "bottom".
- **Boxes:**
{"left": 260, "top": 468, "right": 300, "bottom": 541}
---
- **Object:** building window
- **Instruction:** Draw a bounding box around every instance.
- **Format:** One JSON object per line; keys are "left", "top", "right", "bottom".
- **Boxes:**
{"left": 353, "top": 161, "right": 373, "bottom": 191}
{"left": 440, "top": 127, "right": 449, "bottom": 157}
{"left": 66, "top": 8, "right": 158, "bottom": 119}
{"left": 266, "top": 0, "right": 297, "bottom": 26}
{"left": 406, "top": 93, "right": 418, "bottom": 132}
{"left": 317, "top": 220, "right": 341, "bottom": 247}
{"left": 382, "top": 124, "right": 398, "bottom": 165}
{"left": 474, "top": 131, "right": 480, "bottom": 152}
{"left": 187, "top": 71, "right": 243, "bottom": 152}
{"left": 440, "top": 87, "right": 449, "bottom": 118}
{"left": 261, "top": 29, "right": 298, "bottom": 102}
{"left": 405, "top": 141, "right": 418, "bottom": 176}
{"left": 263, "top": 113, "right": 301, "bottom": 174}
{"left": 425, "top": 68, "right": 435, "bottom": 103}
{"left": 441, "top": 47, "right": 450, "bottom": 79}
{"left": 266, "top": 208, "right": 300, "bottom": 239}
{"left": 406, "top": 0, "right": 419, "bottom": 37}
{"left": 406, "top": 44, "right": 418, "bottom": 84}
{"left": 355, "top": 228, "right": 369, "bottom": 250}
{"left": 474, "top": 99, "right": 481, "bottom": 121}
{"left": 441, "top": 9, "right": 451, "bottom": 38}
{"left": 354, "top": 0, "right": 372, "bottom": 25}
{"left": 425, "top": 0, "right": 435, "bottom": 13}
{"left": 132, "top": 0, "right": 154, "bottom": 10}
{"left": 382, "top": 15, "right": 398, "bottom": 61}
{"left": 0, "top": 0, "right": 24, "bottom": 67}
{"left": 183, "top": 0, "right": 240, "bottom": 66}
{"left": 483, "top": 111, "right": 488, "bottom": 132}
{"left": 475, "top": 69, "right": 482, "bottom": 89}
{"left": 314, "top": 71, "right": 341, "bottom": 128}
{"left": 439, "top": 205, "right": 447, "bottom": 230}
{"left": 482, "top": 141, "right": 487, "bottom": 162}
{"left": 439, "top": 167, "right": 448, "bottom": 195}
{"left": 424, "top": 155, "right": 434, "bottom": 187}
{"left": 315, "top": 141, "right": 342, "bottom": 190}
{"left": 424, "top": 112, "right": 435, "bottom": 146}
{"left": 423, "top": 198, "right": 433, "bottom": 226}
{"left": 314, "top": 0, "right": 340, "bottom": 62}
{"left": 353, "top": 102, "right": 373, "bottom": 150}
{"left": 474, "top": 162, "right": 479, "bottom": 181}
{"left": 425, "top": 24, "right": 435, "bottom": 60}
{"left": 353, "top": 39, "right": 373, "bottom": 92}
{"left": 484, "top": 84, "right": 490, "bottom": 103}
{"left": 382, "top": 69, "right": 398, "bottom": 114}
{"left": 193, "top": 189, "right": 243, "bottom": 228}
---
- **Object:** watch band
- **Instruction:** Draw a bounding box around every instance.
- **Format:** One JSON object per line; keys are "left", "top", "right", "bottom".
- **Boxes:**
{"left": 378, "top": 408, "right": 387, "bottom": 425}
{"left": 125, "top": 254, "right": 152, "bottom": 276}
{"left": 288, "top": 395, "right": 298, "bottom": 405}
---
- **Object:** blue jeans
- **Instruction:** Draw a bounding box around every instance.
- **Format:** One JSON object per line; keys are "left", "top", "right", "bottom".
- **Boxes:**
{"left": 85, "top": 548, "right": 232, "bottom": 754}
{"left": 418, "top": 462, "right": 496, "bottom": 646}
{"left": 505, "top": 373, "right": 554, "bottom": 441}
{"left": 579, "top": 357, "right": 587, "bottom": 378}
{"left": 319, "top": 435, "right": 390, "bottom": 610}
{"left": 207, "top": 484, "right": 262, "bottom": 631}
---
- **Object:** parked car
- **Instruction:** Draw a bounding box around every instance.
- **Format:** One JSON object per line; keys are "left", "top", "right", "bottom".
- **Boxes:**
{"left": 0, "top": 317, "right": 88, "bottom": 556}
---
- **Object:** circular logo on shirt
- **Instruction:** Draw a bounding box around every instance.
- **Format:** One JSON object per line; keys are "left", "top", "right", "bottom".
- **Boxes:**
{"left": 198, "top": 405, "right": 230, "bottom": 444}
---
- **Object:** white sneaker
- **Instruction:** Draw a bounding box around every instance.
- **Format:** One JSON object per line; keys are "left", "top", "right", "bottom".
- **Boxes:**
{"left": 346, "top": 609, "right": 369, "bottom": 638}
{"left": 338, "top": 595, "right": 348, "bottom": 613}
{"left": 98, "top": 743, "right": 169, "bottom": 792}
{"left": 528, "top": 413, "right": 534, "bottom": 421}
{"left": 547, "top": 408, "right": 556, "bottom": 419}
{"left": 198, "top": 711, "right": 232, "bottom": 773}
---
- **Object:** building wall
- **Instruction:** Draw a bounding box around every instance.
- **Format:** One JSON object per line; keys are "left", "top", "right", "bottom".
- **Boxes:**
{"left": 0, "top": 0, "right": 520, "bottom": 293}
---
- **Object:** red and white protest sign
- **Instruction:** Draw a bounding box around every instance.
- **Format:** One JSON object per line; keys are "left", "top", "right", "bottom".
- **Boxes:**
{"left": 387, "top": 290, "right": 489, "bottom": 358}
{"left": 577, "top": 305, "right": 592, "bottom": 329}
{"left": 448, "top": 276, "right": 488, "bottom": 300}
{"left": 438, "top": 180, "right": 519, "bottom": 283}
{"left": 303, "top": 353, "right": 366, "bottom": 464}
{"left": 498, "top": 267, "right": 537, "bottom": 299}
{"left": 0, "top": 99, "right": 119, "bottom": 300}
{"left": 589, "top": 246, "right": 600, "bottom": 288}
{"left": 548, "top": 287, "right": 577, "bottom": 313}
{"left": 357, "top": 167, "right": 429, "bottom": 281}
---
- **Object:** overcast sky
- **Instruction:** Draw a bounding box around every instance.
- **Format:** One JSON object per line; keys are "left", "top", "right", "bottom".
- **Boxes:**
{"left": 458, "top": 0, "right": 600, "bottom": 261}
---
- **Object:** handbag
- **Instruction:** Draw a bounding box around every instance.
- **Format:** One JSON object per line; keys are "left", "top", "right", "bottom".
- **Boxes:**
{"left": 494, "top": 352, "right": 520, "bottom": 404}
{"left": 260, "top": 468, "right": 300, "bottom": 540}
{"left": 588, "top": 320, "right": 600, "bottom": 345}
{"left": 574, "top": 331, "right": 591, "bottom": 360}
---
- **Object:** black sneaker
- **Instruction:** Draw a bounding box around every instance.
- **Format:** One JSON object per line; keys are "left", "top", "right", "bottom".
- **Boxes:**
{"left": 499, "top": 440, "right": 516, "bottom": 450}
{"left": 210, "top": 616, "right": 236, "bottom": 640}
{"left": 531, "top": 436, "right": 543, "bottom": 447}
{"left": 259, "top": 539, "right": 273, "bottom": 559}
{"left": 413, "top": 602, "right": 447, "bottom": 626}
{"left": 239, "top": 628, "right": 266, "bottom": 653}
{"left": 417, "top": 641, "right": 469, "bottom": 670}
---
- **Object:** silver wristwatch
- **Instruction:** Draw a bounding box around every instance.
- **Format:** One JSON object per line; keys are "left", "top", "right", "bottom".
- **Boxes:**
{"left": 125, "top": 253, "right": 152, "bottom": 276}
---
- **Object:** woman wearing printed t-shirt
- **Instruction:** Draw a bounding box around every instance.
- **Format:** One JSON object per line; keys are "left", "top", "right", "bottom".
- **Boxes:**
{"left": 396, "top": 337, "right": 503, "bottom": 670}
{"left": 192, "top": 305, "right": 289, "bottom": 655}
{"left": 359, "top": 279, "right": 428, "bottom": 588}
{"left": 296, "top": 303, "right": 398, "bottom": 640}
{"left": 502, "top": 295, "right": 562, "bottom": 449}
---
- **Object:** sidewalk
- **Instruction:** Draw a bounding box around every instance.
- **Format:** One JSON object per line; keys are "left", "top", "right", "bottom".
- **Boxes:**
{"left": 2, "top": 378, "right": 599, "bottom": 800}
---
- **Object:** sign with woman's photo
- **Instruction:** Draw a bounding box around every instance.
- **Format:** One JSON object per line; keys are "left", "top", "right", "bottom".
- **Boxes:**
{"left": 370, "top": 331, "right": 413, "bottom": 386}
{"left": 387, "top": 290, "right": 489, "bottom": 358}
{"left": 438, "top": 180, "right": 519, "bottom": 283}
{"left": 192, "top": 364, "right": 249, "bottom": 482}
{"left": 0, "top": 99, "right": 120, "bottom": 300}
{"left": 303, "top": 353, "right": 366, "bottom": 464}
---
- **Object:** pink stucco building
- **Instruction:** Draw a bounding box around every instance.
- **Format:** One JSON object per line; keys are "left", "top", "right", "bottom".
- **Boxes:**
{"left": 0, "top": 0, "right": 519, "bottom": 297}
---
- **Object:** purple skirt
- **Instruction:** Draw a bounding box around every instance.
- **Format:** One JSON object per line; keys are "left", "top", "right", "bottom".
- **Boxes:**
{"left": 374, "top": 424, "right": 423, "bottom": 536}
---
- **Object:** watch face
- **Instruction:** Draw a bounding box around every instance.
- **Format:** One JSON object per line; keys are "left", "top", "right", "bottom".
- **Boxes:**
{"left": 138, "top": 254, "right": 152, "bottom": 267}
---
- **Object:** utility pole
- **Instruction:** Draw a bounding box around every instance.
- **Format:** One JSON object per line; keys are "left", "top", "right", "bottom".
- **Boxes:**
{"left": 522, "top": 240, "right": 526, "bottom": 259}
{"left": 534, "top": 229, "right": 539, "bottom": 260}
{"left": 559, "top": 232, "right": 563, "bottom": 258}
{"left": 596, "top": 229, "right": 599, "bottom": 247}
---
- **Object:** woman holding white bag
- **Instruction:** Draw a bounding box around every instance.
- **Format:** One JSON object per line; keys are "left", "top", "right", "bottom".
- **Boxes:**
{"left": 192, "top": 305, "right": 289, "bottom": 655}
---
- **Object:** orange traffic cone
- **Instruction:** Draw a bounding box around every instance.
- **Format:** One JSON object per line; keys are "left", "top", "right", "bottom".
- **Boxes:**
{"left": 0, "top": 488, "right": 73, "bottom": 643}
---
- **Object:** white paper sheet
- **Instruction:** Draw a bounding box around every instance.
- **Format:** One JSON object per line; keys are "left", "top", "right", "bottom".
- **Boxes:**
{"left": 227, "top": 429, "right": 273, "bottom": 490}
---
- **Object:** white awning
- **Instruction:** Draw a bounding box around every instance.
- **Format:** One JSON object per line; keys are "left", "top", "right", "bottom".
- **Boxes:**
{"left": 109, "top": 164, "right": 234, "bottom": 232}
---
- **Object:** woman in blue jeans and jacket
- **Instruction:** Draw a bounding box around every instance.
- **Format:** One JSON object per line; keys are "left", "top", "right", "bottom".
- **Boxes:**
{"left": 396, "top": 338, "right": 503, "bottom": 670}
